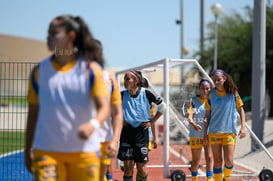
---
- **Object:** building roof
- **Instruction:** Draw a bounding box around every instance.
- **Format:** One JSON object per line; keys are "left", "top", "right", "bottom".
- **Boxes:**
{"left": 0, "top": 34, "right": 51, "bottom": 62}
{"left": 0, "top": 34, "right": 184, "bottom": 86}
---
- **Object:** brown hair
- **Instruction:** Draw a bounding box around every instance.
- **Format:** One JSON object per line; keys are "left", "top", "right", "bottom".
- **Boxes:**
{"left": 127, "top": 70, "right": 143, "bottom": 87}
{"left": 211, "top": 69, "right": 238, "bottom": 94}
{"left": 53, "top": 15, "right": 104, "bottom": 67}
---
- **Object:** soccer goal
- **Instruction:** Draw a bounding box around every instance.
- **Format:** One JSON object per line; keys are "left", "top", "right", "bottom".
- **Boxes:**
{"left": 115, "top": 58, "right": 273, "bottom": 180}
{"left": 115, "top": 58, "right": 213, "bottom": 178}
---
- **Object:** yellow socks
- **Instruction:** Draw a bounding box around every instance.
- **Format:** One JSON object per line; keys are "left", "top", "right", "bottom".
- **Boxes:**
{"left": 213, "top": 167, "right": 223, "bottom": 181}
{"left": 223, "top": 165, "right": 233, "bottom": 181}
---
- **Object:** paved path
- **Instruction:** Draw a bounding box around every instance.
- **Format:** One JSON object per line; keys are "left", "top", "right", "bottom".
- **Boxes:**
{"left": 110, "top": 144, "right": 261, "bottom": 181}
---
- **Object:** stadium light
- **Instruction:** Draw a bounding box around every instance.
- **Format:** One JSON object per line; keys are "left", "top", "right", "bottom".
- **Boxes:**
{"left": 211, "top": 3, "right": 222, "bottom": 70}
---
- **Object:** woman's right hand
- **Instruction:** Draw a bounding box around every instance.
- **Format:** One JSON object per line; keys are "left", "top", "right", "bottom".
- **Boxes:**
{"left": 190, "top": 121, "right": 202, "bottom": 132}
{"left": 193, "top": 123, "right": 202, "bottom": 132}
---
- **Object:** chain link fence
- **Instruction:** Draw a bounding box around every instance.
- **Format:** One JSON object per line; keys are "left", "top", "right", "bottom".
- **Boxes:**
{"left": 0, "top": 62, "right": 37, "bottom": 180}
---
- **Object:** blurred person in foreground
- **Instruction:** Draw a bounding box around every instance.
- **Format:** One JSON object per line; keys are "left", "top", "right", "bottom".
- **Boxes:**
{"left": 25, "top": 15, "right": 110, "bottom": 181}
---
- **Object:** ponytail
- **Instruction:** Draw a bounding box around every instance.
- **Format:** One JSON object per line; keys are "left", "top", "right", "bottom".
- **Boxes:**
{"left": 74, "top": 16, "right": 105, "bottom": 68}
{"left": 54, "top": 15, "right": 104, "bottom": 68}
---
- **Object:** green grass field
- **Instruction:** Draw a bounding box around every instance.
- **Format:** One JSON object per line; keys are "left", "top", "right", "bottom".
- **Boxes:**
{"left": 0, "top": 96, "right": 27, "bottom": 107}
{"left": 0, "top": 96, "right": 27, "bottom": 155}
{"left": 0, "top": 131, "right": 25, "bottom": 154}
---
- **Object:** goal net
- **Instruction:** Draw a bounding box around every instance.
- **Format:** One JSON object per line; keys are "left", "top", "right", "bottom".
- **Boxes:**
{"left": 115, "top": 58, "right": 273, "bottom": 180}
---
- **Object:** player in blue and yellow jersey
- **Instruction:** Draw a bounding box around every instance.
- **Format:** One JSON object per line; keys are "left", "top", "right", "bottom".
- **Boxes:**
{"left": 118, "top": 70, "right": 166, "bottom": 181}
{"left": 24, "top": 15, "right": 110, "bottom": 181}
{"left": 94, "top": 39, "right": 123, "bottom": 181}
{"left": 204, "top": 69, "right": 246, "bottom": 181}
{"left": 96, "top": 40, "right": 123, "bottom": 181}
{"left": 187, "top": 79, "right": 213, "bottom": 181}
{"left": 99, "top": 70, "right": 123, "bottom": 181}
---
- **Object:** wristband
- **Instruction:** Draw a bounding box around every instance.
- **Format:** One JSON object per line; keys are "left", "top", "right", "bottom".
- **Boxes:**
{"left": 89, "top": 119, "right": 100, "bottom": 129}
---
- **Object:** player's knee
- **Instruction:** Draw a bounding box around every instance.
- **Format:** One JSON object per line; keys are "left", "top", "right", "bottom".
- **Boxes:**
{"left": 124, "top": 168, "right": 134, "bottom": 176}
{"left": 124, "top": 163, "right": 134, "bottom": 175}
{"left": 128, "top": 161, "right": 135, "bottom": 167}
{"left": 206, "top": 155, "right": 213, "bottom": 164}
{"left": 224, "top": 157, "right": 233, "bottom": 166}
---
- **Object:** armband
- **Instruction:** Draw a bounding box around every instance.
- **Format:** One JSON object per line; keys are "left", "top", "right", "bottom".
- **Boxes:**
{"left": 89, "top": 118, "right": 100, "bottom": 129}
{"left": 157, "top": 101, "right": 166, "bottom": 113}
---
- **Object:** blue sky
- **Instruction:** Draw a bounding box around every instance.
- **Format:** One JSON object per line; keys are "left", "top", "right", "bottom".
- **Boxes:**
{"left": 0, "top": 0, "right": 253, "bottom": 68}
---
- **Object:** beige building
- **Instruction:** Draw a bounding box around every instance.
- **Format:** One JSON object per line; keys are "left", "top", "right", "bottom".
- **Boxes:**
{"left": 0, "top": 34, "right": 187, "bottom": 96}
{"left": 0, "top": 34, "right": 51, "bottom": 62}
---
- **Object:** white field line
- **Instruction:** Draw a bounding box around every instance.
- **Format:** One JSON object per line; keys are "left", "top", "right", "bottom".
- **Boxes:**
{"left": 0, "top": 149, "right": 24, "bottom": 158}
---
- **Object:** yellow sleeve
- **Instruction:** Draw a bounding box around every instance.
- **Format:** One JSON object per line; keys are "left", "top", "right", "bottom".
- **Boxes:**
{"left": 27, "top": 66, "right": 39, "bottom": 105}
{"left": 150, "top": 104, "right": 156, "bottom": 117}
{"left": 235, "top": 92, "right": 244, "bottom": 108}
{"left": 90, "top": 62, "right": 109, "bottom": 98}
{"left": 110, "top": 77, "right": 122, "bottom": 105}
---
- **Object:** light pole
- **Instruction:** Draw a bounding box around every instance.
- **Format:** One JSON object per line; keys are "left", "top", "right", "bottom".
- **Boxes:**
{"left": 211, "top": 3, "right": 222, "bottom": 70}
{"left": 200, "top": 0, "right": 205, "bottom": 61}
{"left": 176, "top": 0, "right": 184, "bottom": 59}
{"left": 175, "top": 0, "right": 186, "bottom": 95}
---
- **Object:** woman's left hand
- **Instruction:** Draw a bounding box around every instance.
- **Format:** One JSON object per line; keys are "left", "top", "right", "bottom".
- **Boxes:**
{"left": 238, "top": 127, "right": 246, "bottom": 139}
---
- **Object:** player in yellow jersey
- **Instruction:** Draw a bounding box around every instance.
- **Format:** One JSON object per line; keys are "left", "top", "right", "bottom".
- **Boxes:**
{"left": 204, "top": 69, "right": 246, "bottom": 181}
{"left": 187, "top": 79, "right": 213, "bottom": 181}
{"left": 99, "top": 72, "right": 123, "bottom": 181}
{"left": 25, "top": 15, "right": 110, "bottom": 181}
{"left": 95, "top": 40, "right": 123, "bottom": 181}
